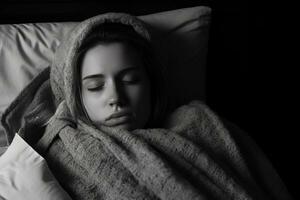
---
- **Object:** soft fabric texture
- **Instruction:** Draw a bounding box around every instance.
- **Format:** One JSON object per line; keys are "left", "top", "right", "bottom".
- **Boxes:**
{"left": 1, "top": 12, "right": 292, "bottom": 200}
{"left": 0, "top": 133, "right": 72, "bottom": 200}
{"left": 35, "top": 100, "right": 292, "bottom": 200}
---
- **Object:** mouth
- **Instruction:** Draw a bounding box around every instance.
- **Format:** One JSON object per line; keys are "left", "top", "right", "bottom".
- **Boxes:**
{"left": 104, "top": 111, "right": 133, "bottom": 127}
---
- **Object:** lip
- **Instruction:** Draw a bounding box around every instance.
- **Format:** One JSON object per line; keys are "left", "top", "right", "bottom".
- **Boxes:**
{"left": 105, "top": 110, "right": 132, "bottom": 121}
{"left": 103, "top": 110, "right": 134, "bottom": 127}
{"left": 104, "top": 115, "right": 132, "bottom": 127}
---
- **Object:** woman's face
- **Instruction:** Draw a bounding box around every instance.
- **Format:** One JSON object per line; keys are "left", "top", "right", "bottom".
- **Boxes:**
{"left": 80, "top": 42, "right": 151, "bottom": 130}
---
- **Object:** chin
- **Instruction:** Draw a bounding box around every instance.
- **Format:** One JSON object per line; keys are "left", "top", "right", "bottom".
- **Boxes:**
{"left": 96, "top": 120, "right": 140, "bottom": 131}
{"left": 113, "top": 123, "right": 135, "bottom": 131}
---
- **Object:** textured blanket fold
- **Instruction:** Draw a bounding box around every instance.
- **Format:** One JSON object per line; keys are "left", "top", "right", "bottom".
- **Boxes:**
{"left": 1, "top": 12, "right": 293, "bottom": 200}
{"left": 31, "top": 99, "right": 290, "bottom": 200}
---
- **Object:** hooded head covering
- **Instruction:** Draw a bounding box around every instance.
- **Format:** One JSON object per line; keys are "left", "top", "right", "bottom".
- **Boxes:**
{"left": 50, "top": 13, "right": 151, "bottom": 120}
{"left": 1, "top": 12, "right": 164, "bottom": 144}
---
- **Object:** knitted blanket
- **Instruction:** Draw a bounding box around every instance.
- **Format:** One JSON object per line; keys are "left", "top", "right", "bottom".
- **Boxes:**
{"left": 1, "top": 12, "right": 292, "bottom": 200}
{"left": 32, "top": 98, "right": 290, "bottom": 200}
{"left": 1, "top": 82, "right": 293, "bottom": 199}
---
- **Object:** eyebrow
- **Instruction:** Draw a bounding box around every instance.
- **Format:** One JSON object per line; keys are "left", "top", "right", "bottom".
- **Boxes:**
{"left": 82, "top": 74, "right": 104, "bottom": 81}
{"left": 82, "top": 66, "right": 140, "bottom": 81}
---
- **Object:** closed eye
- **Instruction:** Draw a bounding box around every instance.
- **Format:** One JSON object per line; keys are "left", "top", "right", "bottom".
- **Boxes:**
{"left": 122, "top": 78, "right": 140, "bottom": 84}
{"left": 87, "top": 85, "right": 104, "bottom": 91}
{"left": 121, "top": 72, "right": 141, "bottom": 84}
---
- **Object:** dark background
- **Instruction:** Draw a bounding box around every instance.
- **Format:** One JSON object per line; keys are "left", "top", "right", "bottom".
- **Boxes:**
{"left": 1, "top": 0, "right": 296, "bottom": 198}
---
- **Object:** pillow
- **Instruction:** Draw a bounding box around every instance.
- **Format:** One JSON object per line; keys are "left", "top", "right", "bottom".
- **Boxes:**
{"left": 0, "top": 133, "right": 72, "bottom": 199}
{"left": 140, "top": 7, "right": 210, "bottom": 110}
{"left": 0, "top": 6, "right": 211, "bottom": 145}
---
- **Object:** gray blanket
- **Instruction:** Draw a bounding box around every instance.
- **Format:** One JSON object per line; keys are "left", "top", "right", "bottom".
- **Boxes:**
{"left": 33, "top": 98, "right": 290, "bottom": 200}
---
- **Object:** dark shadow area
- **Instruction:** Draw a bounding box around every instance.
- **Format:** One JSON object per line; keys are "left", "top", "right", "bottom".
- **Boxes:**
{"left": 206, "top": 1, "right": 296, "bottom": 198}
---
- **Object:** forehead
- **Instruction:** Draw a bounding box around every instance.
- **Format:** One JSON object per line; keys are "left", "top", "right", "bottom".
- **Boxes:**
{"left": 80, "top": 42, "right": 142, "bottom": 78}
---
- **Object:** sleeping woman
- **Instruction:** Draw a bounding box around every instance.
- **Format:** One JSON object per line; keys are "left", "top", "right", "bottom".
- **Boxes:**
{"left": 0, "top": 13, "right": 293, "bottom": 199}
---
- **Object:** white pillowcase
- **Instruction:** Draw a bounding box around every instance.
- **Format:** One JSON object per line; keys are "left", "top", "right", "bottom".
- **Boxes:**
{"left": 0, "top": 134, "right": 71, "bottom": 200}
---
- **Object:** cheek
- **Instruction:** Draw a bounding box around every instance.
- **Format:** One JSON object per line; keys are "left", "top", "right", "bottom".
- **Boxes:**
{"left": 127, "top": 84, "right": 150, "bottom": 107}
{"left": 81, "top": 91, "right": 107, "bottom": 122}
{"left": 127, "top": 84, "right": 152, "bottom": 126}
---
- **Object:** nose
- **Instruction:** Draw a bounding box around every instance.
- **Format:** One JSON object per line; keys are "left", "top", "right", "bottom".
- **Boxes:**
{"left": 109, "top": 98, "right": 120, "bottom": 107}
{"left": 107, "top": 81, "right": 123, "bottom": 108}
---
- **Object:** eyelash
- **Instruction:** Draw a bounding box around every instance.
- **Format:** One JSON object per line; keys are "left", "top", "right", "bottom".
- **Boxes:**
{"left": 87, "top": 78, "right": 140, "bottom": 92}
{"left": 87, "top": 85, "right": 104, "bottom": 91}
{"left": 123, "top": 78, "right": 139, "bottom": 84}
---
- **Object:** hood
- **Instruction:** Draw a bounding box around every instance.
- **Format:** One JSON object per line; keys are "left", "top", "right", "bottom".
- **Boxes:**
{"left": 50, "top": 12, "right": 151, "bottom": 119}
{"left": 1, "top": 13, "right": 152, "bottom": 144}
